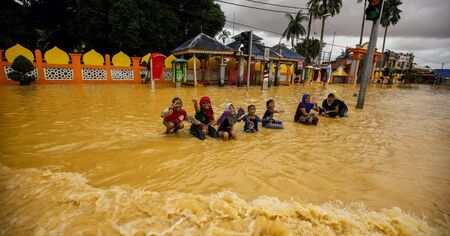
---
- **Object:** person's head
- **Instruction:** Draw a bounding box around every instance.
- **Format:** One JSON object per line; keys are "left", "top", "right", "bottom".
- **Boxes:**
{"left": 327, "top": 93, "right": 335, "bottom": 103}
{"left": 200, "top": 96, "right": 211, "bottom": 110}
{"left": 248, "top": 104, "right": 256, "bottom": 115}
{"left": 301, "top": 94, "right": 310, "bottom": 104}
{"left": 225, "top": 103, "right": 235, "bottom": 115}
{"left": 266, "top": 99, "right": 275, "bottom": 110}
{"left": 172, "top": 97, "right": 183, "bottom": 111}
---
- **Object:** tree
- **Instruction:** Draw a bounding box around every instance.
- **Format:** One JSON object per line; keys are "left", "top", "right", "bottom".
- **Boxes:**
{"left": 295, "top": 38, "right": 323, "bottom": 65}
{"left": 336, "top": 48, "right": 351, "bottom": 59}
{"left": 282, "top": 10, "right": 308, "bottom": 48}
{"left": 0, "top": 0, "right": 35, "bottom": 49}
{"left": 381, "top": 0, "right": 402, "bottom": 53}
{"left": 307, "top": 0, "right": 342, "bottom": 64}
{"left": 0, "top": 0, "right": 226, "bottom": 56}
{"left": 8, "top": 55, "right": 36, "bottom": 85}
{"left": 217, "top": 29, "right": 231, "bottom": 44}
{"left": 357, "top": 0, "right": 367, "bottom": 45}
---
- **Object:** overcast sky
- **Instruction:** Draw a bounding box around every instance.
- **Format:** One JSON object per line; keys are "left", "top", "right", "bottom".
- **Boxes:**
{"left": 215, "top": 0, "right": 450, "bottom": 69}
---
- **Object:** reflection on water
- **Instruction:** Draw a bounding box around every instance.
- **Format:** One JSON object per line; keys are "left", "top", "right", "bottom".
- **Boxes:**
{"left": 0, "top": 83, "right": 449, "bottom": 234}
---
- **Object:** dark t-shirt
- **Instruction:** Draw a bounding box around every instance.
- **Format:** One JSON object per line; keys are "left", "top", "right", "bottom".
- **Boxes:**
{"left": 262, "top": 109, "right": 273, "bottom": 126}
{"left": 322, "top": 99, "right": 339, "bottom": 111}
{"left": 242, "top": 114, "right": 259, "bottom": 131}
{"left": 294, "top": 102, "right": 309, "bottom": 121}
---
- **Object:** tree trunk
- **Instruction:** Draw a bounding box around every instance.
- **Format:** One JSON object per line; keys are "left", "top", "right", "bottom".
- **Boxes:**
{"left": 318, "top": 16, "right": 326, "bottom": 65}
{"left": 291, "top": 38, "right": 294, "bottom": 48}
{"left": 382, "top": 26, "right": 388, "bottom": 53}
{"left": 359, "top": 0, "right": 367, "bottom": 45}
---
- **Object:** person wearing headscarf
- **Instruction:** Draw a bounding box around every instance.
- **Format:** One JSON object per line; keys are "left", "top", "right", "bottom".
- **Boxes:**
{"left": 190, "top": 96, "right": 219, "bottom": 140}
{"left": 331, "top": 90, "right": 348, "bottom": 117}
{"left": 216, "top": 103, "right": 244, "bottom": 141}
{"left": 294, "top": 94, "right": 320, "bottom": 125}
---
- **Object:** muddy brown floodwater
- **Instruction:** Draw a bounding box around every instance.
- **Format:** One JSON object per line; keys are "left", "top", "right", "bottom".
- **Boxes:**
{"left": 0, "top": 83, "right": 449, "bottom": 235}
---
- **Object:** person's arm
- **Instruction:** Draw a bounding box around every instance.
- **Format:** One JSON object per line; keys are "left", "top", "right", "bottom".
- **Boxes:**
{"left": 300, "top": 107, "right": 309, "bottom": 116}
{"left": 160, "top": 107, "right": 172, "bottom": 118}
{"left": 273, "top": 109, "right": 285, "bottom": 114}
{"left": 238, "top": 114, "right": 247, "bottom": 122}
{"left": 192, "top": 97, "right": 199, "bottom": 113}
{"left": 312, "top": 103, "right": 320, "bottom": 112}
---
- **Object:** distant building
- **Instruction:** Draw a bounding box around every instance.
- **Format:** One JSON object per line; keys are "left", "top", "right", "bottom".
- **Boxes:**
{"left": 383, "top": 50, "right": 414, "bottom": 71}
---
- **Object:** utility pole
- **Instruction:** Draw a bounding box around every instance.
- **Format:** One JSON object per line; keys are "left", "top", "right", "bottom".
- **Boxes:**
{"left": 328, "top": 31, "right": 336, "bottom": 63}
{"left": 246, "top": 30, "right": 253, "bottom": 91}
{"left": 302, "top": 9, "right": 313, "bottom": 82}
{"left": 359, "top": 0, "right": 367, "bottom": 45}
{"left": 438, "top": 62, "right": 444, "bottom": 84}
{"left": 356, "top": 0, "right": 385, "bottom": 109}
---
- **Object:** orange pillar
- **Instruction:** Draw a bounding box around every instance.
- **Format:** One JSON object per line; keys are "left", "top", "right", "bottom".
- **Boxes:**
{"left": 131, "top": 57, "right": 141, "bottom": 84}
{"left": 0, "top": 50, "right": 7, "bottom": 83}
{"left": 70, "top": 53, "right": 82, "bottom": 83}
{"left": 105, "top": 54, "right": 112, "bottom": 82}
{"left": 35, "top": 50, "right": 46, "bottom": 84}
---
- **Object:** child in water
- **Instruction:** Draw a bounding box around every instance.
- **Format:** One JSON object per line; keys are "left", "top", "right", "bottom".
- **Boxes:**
{"left": 190, "top": 96, "right": 219, "bottom": 140}
{"left": 160, "top": 97, "right": 200, "bottom": 133}
{"left": 239, "top": 104, "right": 260, "bottom": 133}
{"left": 262, "top": 99, "right": 284, "bottom": 129}
{"left": 216, "top": 103, "right": 244, "bottom": 141}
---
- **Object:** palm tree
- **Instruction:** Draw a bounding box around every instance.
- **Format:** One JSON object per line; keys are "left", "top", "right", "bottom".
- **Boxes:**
{"left": 307, "top": 0, "right": 343, "bottom": 65}
{"left": 217, "top": 29, "right": 231, "bottom": 44}
{"left": 337, "top": 48, "right": 351, "bottom": 59}
{"left": 282, "top": 10, "right": 308, "bottom": 48}
{"left": 357, "top": 0, "right": 367, "bottom": 45}
{"left": 381, "top": 0, "right": 402, "bottom": 53}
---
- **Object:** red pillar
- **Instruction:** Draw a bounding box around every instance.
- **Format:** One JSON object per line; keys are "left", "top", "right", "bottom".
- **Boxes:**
{"left": 0, "top": 50, "right": 7, "bottom": 83}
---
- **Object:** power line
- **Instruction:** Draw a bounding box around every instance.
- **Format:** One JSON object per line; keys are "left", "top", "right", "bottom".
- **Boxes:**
{"left": 215, "top": 0, "right": 298, "bottom": 14}
{"left": 239, "top": 0, "right": 308, "bottom": 9}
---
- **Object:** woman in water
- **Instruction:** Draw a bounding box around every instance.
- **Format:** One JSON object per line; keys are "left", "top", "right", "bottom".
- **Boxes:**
{"left": 294, "top": 94, "right": 320, "bottom": 125}
{"left": 331, "top": 90, "right": 348, "bottom": 117}
{"left": 216, "top": 103, "right": 244, "bottom": 141}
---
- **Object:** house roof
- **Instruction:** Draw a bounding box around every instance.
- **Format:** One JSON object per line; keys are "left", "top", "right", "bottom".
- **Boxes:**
{"left": 231, "top": 31, "right": 263, "bottom": 42}
{"left": 172, "top": 33, "right": 234, "bottom": 55}
{"left": 227, "top": 40, "right": 281, "bottom": 60}
{"left": 271, "top": 44, "right": 304, "bottom": 60}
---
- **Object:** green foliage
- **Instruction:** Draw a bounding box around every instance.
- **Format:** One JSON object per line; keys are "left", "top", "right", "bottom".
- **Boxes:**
{"left": 217, "top": 30, "right": 231, "bottom": 44}
{"left": 282, "top": 10, "right": 308, "bottom": 48}
{"left": 307, "top": 0, "right": 343, "bottom": 19}
{"left": 381, "top": 0, "right": 402, "bottom": 28}
{"left": 8, "top": 55, "right": 36, "bottom": 85}
{"left": 0, "top": 0, "right": 225, "bottom": 56}
{"left": 336, "top": 49, "right": 351, "bottom": 59}
{"left": 295, "top": 38, "right": 323, "bottom": 65}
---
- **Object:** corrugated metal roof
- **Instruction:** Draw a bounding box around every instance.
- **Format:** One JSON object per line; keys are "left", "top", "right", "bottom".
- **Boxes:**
{"left": 271, "top": 44, "right": 304, "bottom": 59}
{"left": 172, "top": 33, "right": 233, "bottom": 53}
{"left": 227, "top": 41, "right": 281, "bottom": 59}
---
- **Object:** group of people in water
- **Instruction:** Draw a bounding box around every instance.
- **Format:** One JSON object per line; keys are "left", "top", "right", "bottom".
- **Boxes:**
{"left": 160, "top": 91, "right": 348, "bottom": 141}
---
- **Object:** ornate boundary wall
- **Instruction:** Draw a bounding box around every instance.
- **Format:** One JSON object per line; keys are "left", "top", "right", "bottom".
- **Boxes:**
{"left": 0, "top": 44, "right": 166, "bottom": 84}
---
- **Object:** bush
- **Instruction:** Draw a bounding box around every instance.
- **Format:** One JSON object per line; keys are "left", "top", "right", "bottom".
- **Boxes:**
{"left": 8, "top": 55, "right": 36, "bottom": 85}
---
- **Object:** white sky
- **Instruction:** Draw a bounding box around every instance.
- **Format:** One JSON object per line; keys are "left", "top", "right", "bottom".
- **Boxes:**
{"left": 215, "top": 0, "right": 450, "bottom": 69}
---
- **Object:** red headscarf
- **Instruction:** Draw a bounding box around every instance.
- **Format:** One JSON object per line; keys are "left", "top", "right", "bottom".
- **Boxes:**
{"left": 199, "top": 96, "right": 214, "bottom": 123}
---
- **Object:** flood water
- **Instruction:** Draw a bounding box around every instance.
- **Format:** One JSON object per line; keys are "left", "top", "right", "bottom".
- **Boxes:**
{"left": 0, "top": 83, "right": 449, "bottom": 235}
